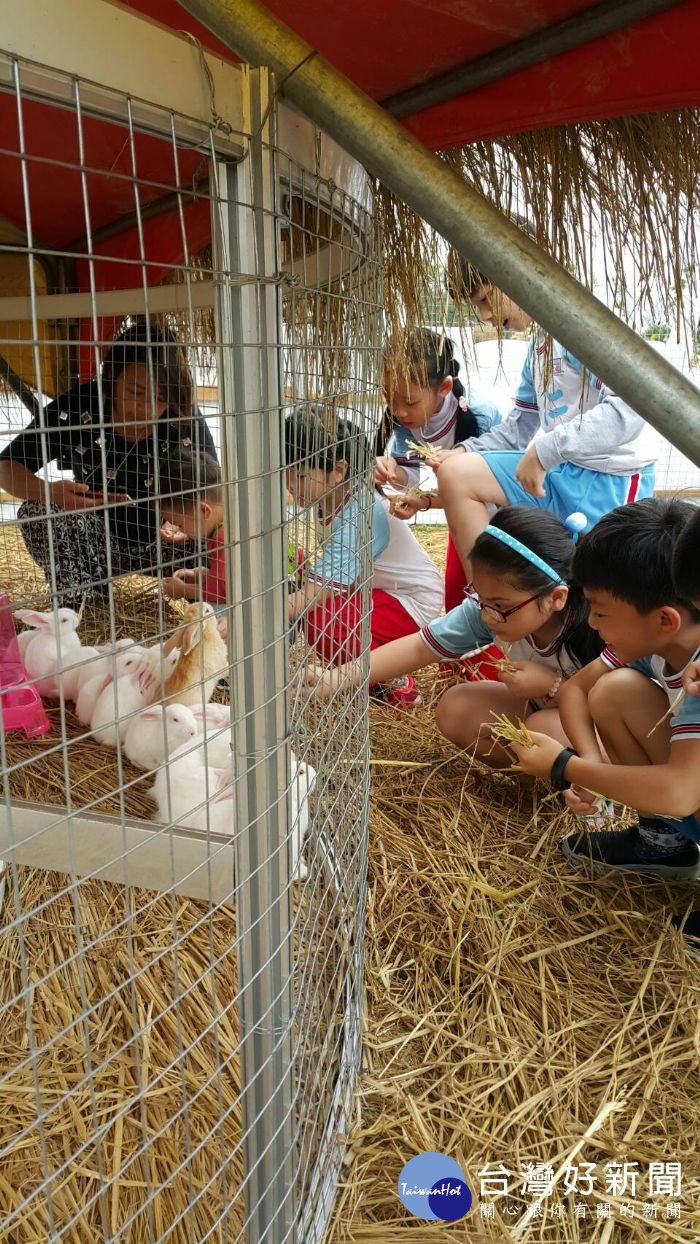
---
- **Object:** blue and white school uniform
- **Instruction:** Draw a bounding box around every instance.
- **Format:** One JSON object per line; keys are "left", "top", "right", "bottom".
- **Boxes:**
{"left": 463, "top": 333, "right": 657, "bottom": 526}
{"left": 389, "top": 390, "right": 502, "bottom": 487}
{"left": 601, "top": 644, "right": 700, "bottom": 843}
{"left": 420, "top": 596, "right": 581, "bottom": 709}
{"left": 307, "top": 493, "right": 442, "bottom": 625}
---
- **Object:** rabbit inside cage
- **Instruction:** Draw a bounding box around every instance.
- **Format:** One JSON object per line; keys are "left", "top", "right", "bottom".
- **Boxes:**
{"left": 0, "top": 313, "right": 319, "bottom": 878}
{"left": 0, "top": 38, "right": 376, "bottom": 1242}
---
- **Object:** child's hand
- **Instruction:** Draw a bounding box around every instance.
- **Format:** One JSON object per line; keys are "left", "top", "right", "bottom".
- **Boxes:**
{"left": 162, "top": 575, "right": 191, "bottom": 600}
{"left": 388, "top": 494, "right": 428, "bottom": 520}
{"left": 160, "top": 521, "right": 190, "bottom": 544}
{"left": 514, "top": 444, "right": 547, "bottom": 498}
{"left": 510, "top": 731, "right": 564, "bottom": 778}
{"left": 564, "top": 784, "right": 600, "bottom": 816}
{"left": 294, "top": 662, "right": 341, "bottom": 700}
{"left": 682, "top": 661, "right": 700, "bottom": 697}
{"left": 375, "top": 456, "right": 401, "bottom": 487}
{"left": 499, "top": 660, "right": 557, "bottom": 700}
{"left": 162, "top": 569, "right": 203, "bottom": 601}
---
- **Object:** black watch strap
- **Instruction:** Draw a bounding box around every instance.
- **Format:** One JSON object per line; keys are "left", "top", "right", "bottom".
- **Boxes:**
{"left": 550, "top": 747, "right": 577, "bottom": 790}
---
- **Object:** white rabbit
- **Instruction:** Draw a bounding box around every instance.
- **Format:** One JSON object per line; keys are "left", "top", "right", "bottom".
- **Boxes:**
{"left": 14, "top": 608, "right": 82, "bottom": 697}
{"left": 90, "top": 646, "right": 180, "bottom": 747}
{"left": 150, "top": 744, "right": 315, "bottom": 879}
{"left": 75, "top": 646, "right": 147, "bottom": 726}
{"left": 208, "top": 749, "right": 316, "bottom": 878}
{"left": 17, "top": 628, "right": 35, "bottom": 661}
{"left": 150, "top": 748, "right": 226, "bottom": 831}
{"left": 53, "top": 644, "right": 99, "bottom": 702}
{"left": 192, "top": 703, "right": 231, "bottom": 729}
{"left": 123, "top": 702, "right": 200, "bottom": 772}
{"left": 177, "top": 708, "right": 232, "bottom": 770}
{"left": 74, "top": 640, "right": 144, "bottom": 702}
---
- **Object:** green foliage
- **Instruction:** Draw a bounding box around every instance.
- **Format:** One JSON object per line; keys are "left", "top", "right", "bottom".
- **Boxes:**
{"left": 642, "top": 323, "right": 671, "bottom": 343}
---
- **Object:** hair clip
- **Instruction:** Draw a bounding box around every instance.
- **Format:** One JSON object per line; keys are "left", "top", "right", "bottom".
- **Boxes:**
{"left": 565, "top": 512, "right": 588, "bottom": 543}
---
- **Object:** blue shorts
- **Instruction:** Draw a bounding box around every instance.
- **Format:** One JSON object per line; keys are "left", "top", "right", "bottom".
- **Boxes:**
{"left": 482, "top": 453, "right": 655, "bottom": 530}
{"left": 666, "top": 813, "right": 700, "bottom": 845}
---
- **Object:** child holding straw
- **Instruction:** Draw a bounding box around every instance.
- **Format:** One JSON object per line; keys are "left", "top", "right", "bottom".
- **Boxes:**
{"left": 304, "top": 505, "right": 602, "bottom": 766}
{"left": 376, "top": 327, "right": 501, "bottom": 610}
{"left": 286, "top": 405, "right": 444, "bottom": 707}
{"left": 436, "top": 254, "right": 657, "bottom": 585}
{"left": 511, "top": 498, "right": 700, "bottom": 886}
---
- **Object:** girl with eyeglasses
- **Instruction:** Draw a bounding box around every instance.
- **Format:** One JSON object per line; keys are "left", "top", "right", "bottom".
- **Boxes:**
{"left": 305, "top": 506, "right": 604, "bottom": 768}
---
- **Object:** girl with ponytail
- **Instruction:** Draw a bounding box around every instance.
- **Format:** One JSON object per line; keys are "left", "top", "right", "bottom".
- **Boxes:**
{"left": 376, "top": 327, "right": 501, "bottom": 610}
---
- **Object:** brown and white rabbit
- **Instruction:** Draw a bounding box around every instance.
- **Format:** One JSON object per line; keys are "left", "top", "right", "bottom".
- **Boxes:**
{"left": 160, "top": 602, "right": 228, "bottom": 707}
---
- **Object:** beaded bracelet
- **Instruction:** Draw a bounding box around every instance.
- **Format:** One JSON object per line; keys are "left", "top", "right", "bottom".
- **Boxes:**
{"left": 547, "top": 671, "right": 563, "bottom": 699}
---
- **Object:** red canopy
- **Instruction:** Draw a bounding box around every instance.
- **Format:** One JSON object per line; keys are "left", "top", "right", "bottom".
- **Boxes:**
{"left": 3, "top": 0, "right": 699, "bottom": 381}
{"left": 125, "top": 0, "right": 700, "bottom": 149}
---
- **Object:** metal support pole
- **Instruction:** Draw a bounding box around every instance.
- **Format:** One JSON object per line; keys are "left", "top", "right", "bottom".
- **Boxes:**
{"left": 213, "top": 68, "right": 297, "bottom": 1242}
{"left": 384, "top": 0, "right": 683, "bottom": 118}
{"left": 180, "top": 0, "right": 700, "bottom": 469}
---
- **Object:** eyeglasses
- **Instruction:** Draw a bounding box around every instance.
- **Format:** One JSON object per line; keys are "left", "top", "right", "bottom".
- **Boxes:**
{"left": 464, "top": 587, "right": 551, "bottom": 625}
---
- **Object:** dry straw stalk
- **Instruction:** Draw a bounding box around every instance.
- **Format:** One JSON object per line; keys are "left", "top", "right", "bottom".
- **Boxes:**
{"left": 1, "top": 524, "right": 699, "bottom": 1242}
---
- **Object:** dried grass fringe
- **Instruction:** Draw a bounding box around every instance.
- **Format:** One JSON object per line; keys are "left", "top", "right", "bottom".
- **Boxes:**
{"left": 1, "top": 526, "right": 699, "bottom": 1241}
{"left": 375, "top": 110, "right": 700, "bottom": 365}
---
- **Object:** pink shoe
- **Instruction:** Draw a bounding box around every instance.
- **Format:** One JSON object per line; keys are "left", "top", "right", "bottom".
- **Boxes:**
{"left": 370, "top": 675, "right": 422, "bottom": 709}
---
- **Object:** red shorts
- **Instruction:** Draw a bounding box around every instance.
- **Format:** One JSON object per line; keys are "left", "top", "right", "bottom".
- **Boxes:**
{"left": 304, "top": 588, "right": 418, "bottom": 666}
{"left": 444, "top": 533, "right": 502, "bottom": 682}
{"left": 444, "top": 533, "right": 467, "bottom": 612}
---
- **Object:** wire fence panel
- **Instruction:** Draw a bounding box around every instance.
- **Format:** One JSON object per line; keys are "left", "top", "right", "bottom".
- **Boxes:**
{"left": 0, "top": 41, "right": 379, "bottom": 1244}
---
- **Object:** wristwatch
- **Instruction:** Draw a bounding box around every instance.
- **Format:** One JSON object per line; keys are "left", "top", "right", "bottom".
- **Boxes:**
{"left": 550, "top": 747, "right": 577, "bottom": 790}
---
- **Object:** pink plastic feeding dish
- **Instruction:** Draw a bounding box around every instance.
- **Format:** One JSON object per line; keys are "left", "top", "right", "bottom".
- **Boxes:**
{"left": 0, "top": 592, "right": 51, "bottom": 738}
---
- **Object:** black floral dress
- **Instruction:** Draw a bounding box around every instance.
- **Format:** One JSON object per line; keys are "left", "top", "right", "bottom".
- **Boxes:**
{"left": 0, "top": 380, "right": 218, "bottom": 609}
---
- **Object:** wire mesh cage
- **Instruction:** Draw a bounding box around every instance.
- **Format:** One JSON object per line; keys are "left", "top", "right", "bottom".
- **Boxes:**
{"left": 0, "top": 20, "right": 380, "bottom": 1242}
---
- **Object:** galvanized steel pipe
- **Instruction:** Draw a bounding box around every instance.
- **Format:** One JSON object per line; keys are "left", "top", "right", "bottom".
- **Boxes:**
{"left": 180, "top": 0, "right": 700, "bottom": 469}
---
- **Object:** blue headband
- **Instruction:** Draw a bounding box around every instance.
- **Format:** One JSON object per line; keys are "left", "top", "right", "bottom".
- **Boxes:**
{"left": 482, "top": 525, "right": 564, "bottom": 583}
{"left": 481, "top": 512, "right": 588, "bottom": 583}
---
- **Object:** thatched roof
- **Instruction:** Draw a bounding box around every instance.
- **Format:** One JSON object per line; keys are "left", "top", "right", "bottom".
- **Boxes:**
{"left": 376, "top": 109, "right": 700, "bottom": 349}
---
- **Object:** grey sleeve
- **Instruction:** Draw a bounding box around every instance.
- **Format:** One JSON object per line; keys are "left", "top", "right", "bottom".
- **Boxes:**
{"left": 534, "top": 386, "right": 648, "bottom": 471}
{"left": 461, "top": 405, "right": 541, "bottom": 454}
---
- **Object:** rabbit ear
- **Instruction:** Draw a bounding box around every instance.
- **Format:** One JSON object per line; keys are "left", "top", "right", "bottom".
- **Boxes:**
{"left": 165, "top": 646, "right": 181, "bottom": 671}
{"left": 139, "top": 708, "right": 162, "bottom": 720}
{"left": 213, "top": 769, "right": 233, "bottom": 802}
{"left": 14, "top": 610, "right": 49, "bottom": 629}
{"left": 180, "top": 623, "right": 201, "bottom": 656}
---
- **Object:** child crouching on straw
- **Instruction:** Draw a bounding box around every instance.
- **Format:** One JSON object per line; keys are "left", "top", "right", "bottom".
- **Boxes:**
{"left": 286, "top": 405, "right": 444, "bottom": 707}
{"left": 302, "top": 505, "right": 602, "bottom": 768}
{"left": 510, "top": 499, "right": 700, "bottom": 904}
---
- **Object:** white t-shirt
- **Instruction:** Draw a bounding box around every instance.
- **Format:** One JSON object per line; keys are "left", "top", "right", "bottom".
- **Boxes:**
{"left": 372, "top": 496, "right": 444, "bottom": 627}
{"left": 421, "top": 596, "right": 581, "bottom": 707}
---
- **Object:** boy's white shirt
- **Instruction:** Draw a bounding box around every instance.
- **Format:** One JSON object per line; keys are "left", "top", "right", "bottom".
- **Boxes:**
{"left": 600, "top": 643, "right": 700, "bottom": 741}
{"left": 372, "top": 496, "right": 444, "bottom": 627}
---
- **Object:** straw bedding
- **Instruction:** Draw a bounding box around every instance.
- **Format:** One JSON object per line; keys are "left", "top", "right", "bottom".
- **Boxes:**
{"left": 1, "top": 522, "right": 699, "bottom": 1241}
